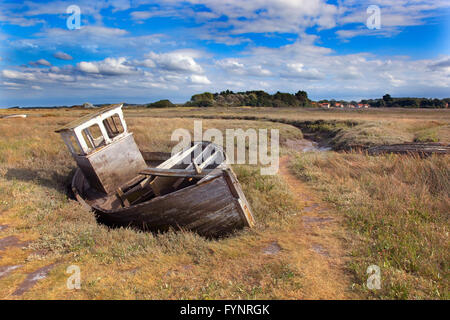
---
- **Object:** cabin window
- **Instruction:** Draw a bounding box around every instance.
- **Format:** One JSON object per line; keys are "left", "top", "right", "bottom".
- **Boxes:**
{"left": 102, "top": 114, "right": 124, "bottom": 139}
{"left": 82, "top": 124, "right": 105, "bottom": 149}
{"left": 81, "top": 130, "right": 93, "bottom": 150}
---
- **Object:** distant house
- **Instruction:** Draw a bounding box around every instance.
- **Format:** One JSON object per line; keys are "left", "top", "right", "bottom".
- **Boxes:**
{"left": 335, "top": 103, "right": 343, "bottom": 108}
{"left": 83, "top": 102, "right": 96, "bottom": 109}
{"left": 320, "top": 103, "right": 330, "bottom": 108}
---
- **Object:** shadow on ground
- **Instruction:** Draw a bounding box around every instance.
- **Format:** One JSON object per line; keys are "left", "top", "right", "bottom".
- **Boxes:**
{"left": 4, "top": 167, "right": 77, "bottom": 200}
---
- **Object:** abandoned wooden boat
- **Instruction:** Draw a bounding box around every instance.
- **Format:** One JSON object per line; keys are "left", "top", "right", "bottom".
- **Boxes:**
{"left": 55, "top": 104, "right": 255, "bottom": 237}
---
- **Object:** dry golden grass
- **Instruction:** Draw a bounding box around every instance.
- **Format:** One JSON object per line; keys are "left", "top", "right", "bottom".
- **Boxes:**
{"left": 0, "top": 112, "right": 316, "bottom": 299}
{"left": 290, "top": 152, "right": 449, "bottom": 299}
{"left": 0, "top": 106, "right": 449, "bottom": 300}
{"left": 123, "top": 106, "right": 450, "bottom": 148}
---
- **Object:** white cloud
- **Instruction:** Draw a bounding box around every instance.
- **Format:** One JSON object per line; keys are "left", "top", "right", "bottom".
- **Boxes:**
{"left": 282, "top": 63, "right": 325, "bottom": 80}
{"left": 21, "top": 0, "right": 131, "bottom": 21}
{"left": 41, "top": 26, "right": 128, "bottom": 38}
{"left": 216, "top": 59, "right": 271, "bottom": 76}
{"left": 337, "top": 0, "right": 450, "bottom": 38}
{"left": 2, "top": 50, "right": 449, "bottom": 103}
{"left": 336, "top": 27, "right": 401, "bottom": 39}
{"left": 3, "top": 81, "right": 22, "bottom": 87}
{"left": 247, "top": 65, "right": 272, "bottom": 77}
{"left": 134, "top": 59, "right": 156, "bottom": 68}
{"left": 0, "top": 13, "right": 44, "bottom": 27}
{"left": 77, "top": 58, "right": 138, "bottom": 75}
{"left": 429, "top": 58, "right": 450, "bottom": 74}
{"left": 53, "top": 52, "right": 73, "bottom": 60}
{"left": 2, "top": 69, "right": 36, "bottom": 81}
{"left": 130, "top": 11, "right": 155, "bottom": 20}
{"left": 1, "top": 1, "right": 449, "bottom": 104}
{"left": 78, "top": 62, "right": 100, "bottom": 74}
{"left": 182, "top": 0, "right": 339, "bottom": 34}
{"left": 210, "top": 39, "right": 450, "bottom": 99}
{"left": 145, "top": 51, "right": 204, "bottom": 74}
{"left": 216, "top": 59, "right": 245, "bottom": 74}
{"left": 11, "top": 26, "right": 161, "bottom": 55}
{"left": 190, "top": 74, "right": 211, "bottom": 84}
{"left": 29, "top": 59, "right": 52, "bottom": 67}
{"left": 47, "top": 73, "right": 75, "bottom": 82}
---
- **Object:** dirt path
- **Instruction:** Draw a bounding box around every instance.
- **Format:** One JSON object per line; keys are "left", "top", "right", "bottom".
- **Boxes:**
{"left": 279, "top": 155, "right": 355, "bottom": 299}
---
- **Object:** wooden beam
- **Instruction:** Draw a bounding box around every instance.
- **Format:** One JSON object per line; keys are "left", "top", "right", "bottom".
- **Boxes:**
{"left": 199, "top": 151, "right": 223, "bottom": 170}
{"left": 140, "top": 168, "right": 212, "bottom": 178}
{"left": 193, "top": 162, "right": 202, "bottom": 174}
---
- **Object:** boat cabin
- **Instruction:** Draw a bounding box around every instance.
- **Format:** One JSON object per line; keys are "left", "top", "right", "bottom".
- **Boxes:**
{"left": 55, "top": 104, "right": 147, "bottom": 194}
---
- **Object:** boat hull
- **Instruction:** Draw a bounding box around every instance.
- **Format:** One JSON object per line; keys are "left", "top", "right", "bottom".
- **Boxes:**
{"left": 71, "top": 152, "right": 255, "bottom": 237}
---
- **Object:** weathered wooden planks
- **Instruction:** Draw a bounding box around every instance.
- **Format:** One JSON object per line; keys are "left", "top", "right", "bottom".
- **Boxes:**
{"left": 74, "top": 133, "right": 147, "bottom": 194}
{"left": 72, "top": 153, "right": 256, "bottom": 237}
{"left": 90, "top": 173, "right": 248, "bottom": 237}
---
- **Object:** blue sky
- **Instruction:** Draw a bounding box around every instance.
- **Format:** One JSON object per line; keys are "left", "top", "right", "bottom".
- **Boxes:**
{"left": 0, "top": 0, "right": 449, "bottom": 107}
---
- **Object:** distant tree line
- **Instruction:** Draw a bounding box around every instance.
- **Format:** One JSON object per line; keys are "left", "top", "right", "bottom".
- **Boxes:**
{"left": 145, "top": 91, "right": 449, "bottom": 108}
{"left": 364, "top": 94, "right": 449, "bottom": 108}
{"left": 319, "top": 94, "right": 449, "bottom": 108}
{"left": 184, "top": 90, "right": 312, "bottom": 107}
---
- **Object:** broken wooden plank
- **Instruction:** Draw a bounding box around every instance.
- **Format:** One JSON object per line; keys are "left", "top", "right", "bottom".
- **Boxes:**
{"left": 157, "top": 142, "right": 203, "bottom": 169}
{"left": 172, "top": 143, "right": 215, "bottom": 189}
{"left": 367, "top": 143, "right": 450, "bottom": 156}
{"left": 118, "top": 174, "right": 147, "bottom": 191}
{"left": 149, "top": 142, "right": 204, "bottom": 196}
{"left": 199, "top": 150, "right": 224, "bottom": 170}
{"left": 118, "top": 176, "right": 153, "bottom": 204}
{"left": 116, "top": 187, "right": 130, "bottom": 207}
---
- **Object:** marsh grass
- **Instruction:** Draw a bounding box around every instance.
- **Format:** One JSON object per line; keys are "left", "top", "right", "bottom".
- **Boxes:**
{"left": 290, "top": 152, "right": 449, "bottom": 299}
{"left": 126, "top": 107, "right": 449, "bottom": 149}
{"left": 0, "top": 107, "right": 449, "bottom": 299}
{"left": 0, "top": 113, "right": 305, "bottom": 299}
